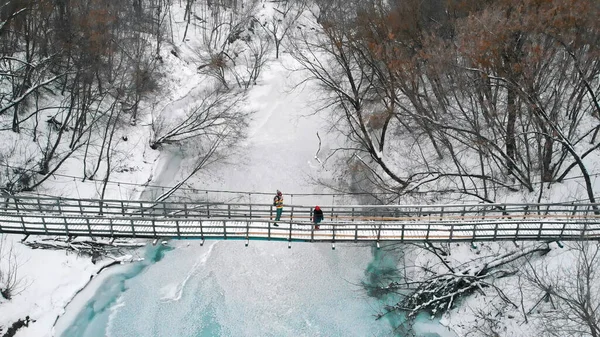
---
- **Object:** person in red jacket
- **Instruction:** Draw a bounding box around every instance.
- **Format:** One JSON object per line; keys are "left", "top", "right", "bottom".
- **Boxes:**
{"left": 312, "top": 206, "right": 324, "bottom": 229}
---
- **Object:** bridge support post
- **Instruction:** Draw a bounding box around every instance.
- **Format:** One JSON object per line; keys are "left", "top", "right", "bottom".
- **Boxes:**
{"left": 332, "top": 223, "right": 336, "bottom": 243}
{"left": 63, "top": 216, "right": 69, "bottom": 237}
{"left": 131, "top": 219, "right": 136, "bottom": 238}
{"left": 41, "top": 217, "right": 48, "bottom": 235}
{"left": 85, "top": 218, "right": 92, "bottom": 238}
{"left": 200, "top": 220, "right": 204, "bottom": 242}
{"left": 268, "top": 222, "right": 271, "bottom": 241}
{"left": 493, "top": 223, "right": 499, "bottom": 241}
{"left": 245, "top": 221, "right": 249, "bottom": 246}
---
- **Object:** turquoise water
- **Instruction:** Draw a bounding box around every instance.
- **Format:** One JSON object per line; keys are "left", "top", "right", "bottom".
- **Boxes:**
{"left": 362, "top": 244, "right": 457, "bottom": 337}
{"left": 57, "top": 241, "right": 455, "bottom": 337}
{"left": 59, "top": 244, "right": 173, "bottom": 337}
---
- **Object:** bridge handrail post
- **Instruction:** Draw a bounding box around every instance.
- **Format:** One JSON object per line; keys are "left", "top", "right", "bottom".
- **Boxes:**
{"left": 121, "top": 201, "right": 125, "bottom": 216}
{"left": 354, "top": 222, "right": 358, "bottom": 242}
{"left": 11, "top": 197, "right": 20, "bottom": 213}
{"left": 85, "top": 217, "right": 92, "bottom": 237}
{"left": 200, "top": 220, "right": 204, "bottom": 241}
{"left": 311, "top": 221, "right": 315, "bottom": 242}
{"left": 183, "top": 203, "right": 188, "bottom": 218}
{"left": 223, "top": 220, "right": 227, "bottom": 239}
{"left": 57, "top": 198, "right": 63, "bottom": 215}
{"left": 41, "top": 216, "right": 48, "bottom": 234}
{"left": 493, "top": 222, "right": 499, "bottom": 241}
{"left": 290, "top": 206, "right": 294, "bottom": 221}
{"left": 449, "top": 223, "right": 453, "bottom": 241}
{"left": 560, "top": 205, "right": 577, "bottom": 240}
{"left": 332, "top": 222, "right": 336, "bottom": 243}
{"left": 207, "top": 203, "right": 210, "bottom": 218}
{"left": 109, "top": 218, "right": 114, "bottom": 237}
{"left": 152, "top": 219, "right": 156, "bottom": 237}
{"left": 37, "top": 198, "right": 43, "bottom": 213}
{"left": 426, "top": 223, "right": 431, "bottom": 241}
{"left": 582, "top": 205, "right": 591, "bottom": 238}
{"left": 377, "top": 223, "right": 382, "bottom": 242}
{"left": 228, "top": 205, "right": 231, "bottom": 219}
{"left": 78, "top": 200, "right": 84, "bottom": 215}
{"left": 176, "top": 220, "right": 181, "bottom": 238}
{"left": 245, "top": 221, "right": 249, "bottom": 244}
{"left": 288, "top": 220, "right": 293, "bottom": 243}
{"left": 331, "top": 200, "right": 334, "bottom": 219}
{"left": 249, "top": 204, "right": 252, "bottom": 218}
{"left": 401, "top": 222, "right": 405, "bottom": 242}
{"left": 268, "top": 221, "right": 271, "bottom": 241}
{"left": 130, "top": 219, "right": 136, "bottom": 238}
{"left": 537, "top": 220, "right": 543, "bottom": 240}
{"left": 63, "top": 215, "right": 69, "bottom": 237}
{"left": 351, "top": 207, "right": 355, "bottom": 221}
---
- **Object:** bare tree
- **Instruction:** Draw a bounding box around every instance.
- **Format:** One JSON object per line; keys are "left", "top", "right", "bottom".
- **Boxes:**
{"left": 232, "top": 32, "right": 271, "bottom": 89}
{"left": 524, "top": 241, "right": 600, "bottom": 337}
{"left": 256, "top": 0, "right": 305, "bottom": 58}
{"left": 289, "top": 0, "right": 599, "bottom": 204}
{"left": 150, "top": 85, "right": 248, "bottom": 149}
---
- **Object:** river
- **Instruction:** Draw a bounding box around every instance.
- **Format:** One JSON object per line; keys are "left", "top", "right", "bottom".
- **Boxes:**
{"left": 54, "top": 55, "right": 457, "bottom": 337}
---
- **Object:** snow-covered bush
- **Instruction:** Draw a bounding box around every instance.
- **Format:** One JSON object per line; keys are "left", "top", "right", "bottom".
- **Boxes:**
{"left": 0, "top": 235, "right": 23, "bottom": 301}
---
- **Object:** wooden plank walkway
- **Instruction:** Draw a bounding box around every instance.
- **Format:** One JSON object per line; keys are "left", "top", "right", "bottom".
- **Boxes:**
{"left": 0, "top": 195, "right": 599, "bottom": 243}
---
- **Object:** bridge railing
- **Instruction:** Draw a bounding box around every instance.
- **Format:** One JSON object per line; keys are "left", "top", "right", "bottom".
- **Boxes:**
{"left": 1, "top": 210, "right": 600, "bottom": 242}
{"left": 1, "top": 195, "right": 597, "bottom": 223}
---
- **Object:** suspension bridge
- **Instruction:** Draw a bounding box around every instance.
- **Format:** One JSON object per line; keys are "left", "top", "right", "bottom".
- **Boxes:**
{"left": 0, "top": 195, "right": 599, "bottom": 246}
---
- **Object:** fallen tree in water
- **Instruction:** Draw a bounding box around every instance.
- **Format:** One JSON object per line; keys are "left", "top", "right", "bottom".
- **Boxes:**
{"left": 23, "top": 237, "right": 146, "bottom": 263}
{"left": 376, "top": 242, "right": 552, "bottom": 319}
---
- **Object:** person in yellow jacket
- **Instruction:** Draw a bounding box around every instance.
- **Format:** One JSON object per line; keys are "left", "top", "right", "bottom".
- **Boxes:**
{"left": 273, "top": 190, "right": 283, "bottom": 226}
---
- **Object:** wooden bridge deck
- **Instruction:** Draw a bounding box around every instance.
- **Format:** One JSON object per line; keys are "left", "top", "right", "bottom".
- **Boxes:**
{"left": 0, "top": 195, "right": 599, "bottom": 244}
